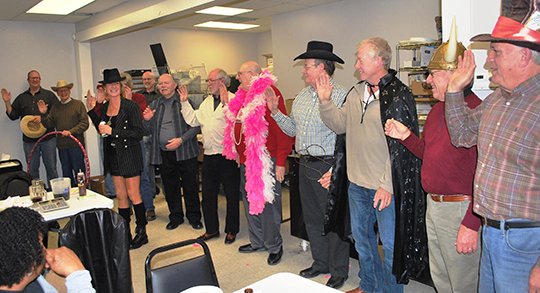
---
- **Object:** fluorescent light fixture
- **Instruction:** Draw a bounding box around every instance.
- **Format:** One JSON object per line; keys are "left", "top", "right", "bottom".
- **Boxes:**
{"left": 27, "top": 0, "right": 95, "bottom": 15}
{"left": 194, "top": 21, "right": 259, "bottom": 30}
{"left": 196, "top": 6, "right": 253, "bottom": 16}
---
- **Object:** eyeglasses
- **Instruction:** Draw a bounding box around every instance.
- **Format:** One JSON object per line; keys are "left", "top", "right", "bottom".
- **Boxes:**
{"left": 303, "top": 63, "right": 317, "bottom": 70}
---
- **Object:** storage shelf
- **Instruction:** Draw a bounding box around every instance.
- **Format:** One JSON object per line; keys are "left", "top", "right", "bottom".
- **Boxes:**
{"left": 397, "top": 41, "right": 441, "bottom": 50}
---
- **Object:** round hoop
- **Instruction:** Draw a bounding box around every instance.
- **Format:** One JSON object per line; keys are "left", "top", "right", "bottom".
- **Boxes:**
{"left": 27, "top": 131, "right": 91, "bottom": 185}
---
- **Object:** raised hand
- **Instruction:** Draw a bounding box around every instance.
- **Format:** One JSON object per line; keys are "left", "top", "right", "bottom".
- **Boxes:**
{"left": 265, "top": 87, "right": 279, "bottom": 114}
{"left": 86, "top": 89, "right": 97, "bottom": 111}
{"left": 143, "top": 106, "right": 155, "bottom": 121}
{"left": 315, "top": 73, "right": 333, "bottom": 104}
{"left": 37, "top": 100, "right": 48, "bottom": 114}
{"left": 1, "top": 88, "right": 11, "bottom": 102}
{"left": 178, "top": 85, "right": 189, "bottom": 102}
{"left": 218, "top": 83, "right": 228, "bottom": 101}
{"left": 124, "top": 86, "right": 133, "bottom": 100}
{"left": 448, "top": 50, "right": 476, "bottom": 93}
{"left": 384, "top": 118, "right": 411, "bottom": 140}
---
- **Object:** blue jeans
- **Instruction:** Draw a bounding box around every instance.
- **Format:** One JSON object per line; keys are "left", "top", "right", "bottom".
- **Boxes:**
{"left": 348, "top": 183, "right": 403, "bottom": 293}
{"left": 23, "top": 138, "right": 58, "bottom": 185}
{"left": 58, "top": 147, "right": 85, "bottom": 186}
{"left": 479, "top": 221, "right": 540, "bottom": 293}
{"left": 140, "top": 138, "right": 155, "bottom": 211}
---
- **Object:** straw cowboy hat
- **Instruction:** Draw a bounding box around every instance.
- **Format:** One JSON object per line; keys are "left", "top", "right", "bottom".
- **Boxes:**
{"left": 51, "top": 80, "right": 73, "bottom": 92}
{"left": 20, "top": 115, "right": 46, "bottom": 138}
{"left": 294, "top": 40, "right": 345, "bottom": 64}
{"left": 471, "top": 0, "right": 540, "bottom": 51}
{"left": 99, "top": 68, "right": 126, "bottom": 85}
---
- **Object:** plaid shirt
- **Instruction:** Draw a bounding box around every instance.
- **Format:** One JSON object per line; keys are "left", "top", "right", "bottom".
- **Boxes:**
{"left": 445, "top": 73, "right": 540, "bottom": 221}
{"left": 272, "top": 79, "right": 347, "bottom": 156}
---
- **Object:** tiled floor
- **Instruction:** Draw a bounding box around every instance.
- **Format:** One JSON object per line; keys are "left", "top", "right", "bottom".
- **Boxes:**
{"left": 47, "top": 186, "right": 436, "bottom": 293}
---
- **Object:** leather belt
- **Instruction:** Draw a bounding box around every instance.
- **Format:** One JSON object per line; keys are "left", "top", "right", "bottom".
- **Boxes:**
{"left": 484, "top": 218, "right": 540, "bottom": 230}
{"left": 430, "top": 194, "right": 472, "bottom": 202}
{"left": 299, "top": 155, "right": 333, "bottom": 162}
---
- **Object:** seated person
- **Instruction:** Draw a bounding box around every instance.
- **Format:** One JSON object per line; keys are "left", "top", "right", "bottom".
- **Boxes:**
{"left": 0, "top": 207, "right": 95, "bottom": 293}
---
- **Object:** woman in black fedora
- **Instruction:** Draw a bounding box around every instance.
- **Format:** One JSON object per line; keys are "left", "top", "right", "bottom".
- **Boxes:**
{"left": 88, "top": 68, "right": 148, "bottom": 249}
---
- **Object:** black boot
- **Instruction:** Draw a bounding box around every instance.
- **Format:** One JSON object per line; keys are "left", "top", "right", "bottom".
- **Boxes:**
{"left": 131, "top": 203, "right": 148, "bottom": 249}
{"left": 118, "top": 208, "right": 133, "bottom": 244}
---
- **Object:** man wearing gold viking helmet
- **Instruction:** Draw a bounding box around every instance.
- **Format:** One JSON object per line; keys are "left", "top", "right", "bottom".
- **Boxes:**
{"left": 385, "top": 18, "right": 482, "bottom": 293}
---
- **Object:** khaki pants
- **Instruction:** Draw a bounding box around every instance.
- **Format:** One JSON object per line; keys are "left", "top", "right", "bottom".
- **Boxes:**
{"left": 426, "top": 197, "right": 481, "bottom": 293}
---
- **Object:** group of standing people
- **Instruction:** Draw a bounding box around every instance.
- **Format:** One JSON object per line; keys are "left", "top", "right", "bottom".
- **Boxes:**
{"left": 2, "top": 0, "right": 539, "bottom": 291}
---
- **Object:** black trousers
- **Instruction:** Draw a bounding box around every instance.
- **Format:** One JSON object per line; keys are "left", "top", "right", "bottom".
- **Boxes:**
{"left": 299, "top": 157, "right": 350, "bottom": 277}
{"left": 201, "top": 154, "right": 240, "bottom": 234}
{"left": 160, "top": 151, "right": 201, "bottom": 224}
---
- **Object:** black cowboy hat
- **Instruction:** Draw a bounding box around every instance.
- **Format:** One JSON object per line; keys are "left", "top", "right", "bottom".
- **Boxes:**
{"left": 294, "top": 40, "right": 345, "bottom": 64}
{"left": 470, "top": 0, "right": 540, "bottom": 51}
{"left": 99, "top": 68, "right": 126, "bottom": 84}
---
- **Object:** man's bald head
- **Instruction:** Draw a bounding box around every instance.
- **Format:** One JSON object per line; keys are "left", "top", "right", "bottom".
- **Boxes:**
{"left": 237, "top": 61, "right": 262, "bottom": 90}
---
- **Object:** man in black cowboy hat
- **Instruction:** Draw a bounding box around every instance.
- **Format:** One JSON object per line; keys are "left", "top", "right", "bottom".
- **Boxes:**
{"left": 445, "top": 0, "right": 540, "bottom": 291}
{"left": 267, "top": 40, "right": 349, "bottom": 289}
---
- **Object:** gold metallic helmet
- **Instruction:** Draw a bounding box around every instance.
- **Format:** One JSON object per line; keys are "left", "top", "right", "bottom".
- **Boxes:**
{"left": 427, "top": 17, "right": 466, "bottom": 71}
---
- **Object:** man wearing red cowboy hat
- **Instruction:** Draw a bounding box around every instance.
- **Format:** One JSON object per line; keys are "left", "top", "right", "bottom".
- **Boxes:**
{"left": 445, "top": 1, "right": 540, "bottom": 291}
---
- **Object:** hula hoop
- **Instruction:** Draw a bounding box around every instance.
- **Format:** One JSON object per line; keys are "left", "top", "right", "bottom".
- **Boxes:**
{"left": 27, "top": 131, "right": 90, "bottom": 186}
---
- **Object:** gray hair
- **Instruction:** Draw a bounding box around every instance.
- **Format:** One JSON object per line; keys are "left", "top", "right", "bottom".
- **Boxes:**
{"left": 532, "top": 49, "right": 540, "bottom": 65}
{"left": 214, "top": 69, "right": 231, "bottom": 87}
{"left": 359, "top": 37, "right": 392, "bottom": 70}
{"left": 313, "top": 59, "right": 336, "bottom": 76}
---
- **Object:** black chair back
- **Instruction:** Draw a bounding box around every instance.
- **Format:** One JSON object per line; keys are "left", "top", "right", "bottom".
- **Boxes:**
{"left": 59, "top": 208, "right": 132, "bottom": 293}
{"left": 145, "top": 238, "right": 219, "bottom": 293}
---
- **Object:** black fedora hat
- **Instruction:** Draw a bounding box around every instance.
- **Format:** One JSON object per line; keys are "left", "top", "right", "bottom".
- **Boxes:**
{"left": 470, "top": 0, "right": 540, "bottom": 51}
{"left": 99, "top": 68, "right": 126, "bottom": 84}
{"left": 294, "top": 40, "right": 344, "bottom": 64}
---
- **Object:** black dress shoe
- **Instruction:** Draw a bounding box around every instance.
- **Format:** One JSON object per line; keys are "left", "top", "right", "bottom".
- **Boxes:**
{"left": 190, "top": 222, "right": 203, "bottom": 230}
{"left": 130, "top": 226, "right": 148, "bottom": 249}
{"left": 166, "top": 220, "right": 183, "bottom": 230}
{"left": 299, "top": 267, "right": 327, "bottom": 278}
{"left": 267, "top": 246, "right": 283, "bottom": 265}
{"left": 326, "top": 276, "right": 347, "bottom": 289}
{"left": 224, "top": 233, "right": 236, "bottom": 244}
{"left": 238, "top": 244, "right": 264, "bottom": 253}
{"left": 197, "top": 231, "right": 220, "bottom": 241}
{"left": 146, "top": 210, "right": 156, "bottom": 221}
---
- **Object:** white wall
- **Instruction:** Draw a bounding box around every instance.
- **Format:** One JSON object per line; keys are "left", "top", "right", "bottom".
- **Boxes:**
{"left": 272, "top": 0, "right": 440, "bottom": 99}
{"left": 90, "top": 27, "right": 268, "bottom": 82}
{"left": 0, "top": 21, "right": 77, "bottom": 176}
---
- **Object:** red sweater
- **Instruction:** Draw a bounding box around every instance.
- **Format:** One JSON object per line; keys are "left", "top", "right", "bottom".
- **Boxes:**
{"left": 234, "top": 85, "right": 293, "bottom": 167}
{"left": 402, "top": 93, "right": 482, "bottom": 230}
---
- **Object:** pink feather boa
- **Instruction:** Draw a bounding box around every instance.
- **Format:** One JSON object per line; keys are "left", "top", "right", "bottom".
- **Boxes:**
{"left": 223, "top": 70, "right": 276, "bottom": 215}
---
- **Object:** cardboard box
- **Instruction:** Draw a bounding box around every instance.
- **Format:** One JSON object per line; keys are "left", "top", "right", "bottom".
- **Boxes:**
{"left": 411, "top": 80, "right": 432, "bottom": 96}
{"left": 89, "top": 175, "right": 105, "bottom": 195}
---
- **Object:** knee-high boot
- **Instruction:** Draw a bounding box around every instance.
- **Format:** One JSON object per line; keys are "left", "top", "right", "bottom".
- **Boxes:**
{"left": 118, "top": 207, "right": 133, "bottom": 243}
{"left": 131, "top": 203, "right": 148, "bottom": 249}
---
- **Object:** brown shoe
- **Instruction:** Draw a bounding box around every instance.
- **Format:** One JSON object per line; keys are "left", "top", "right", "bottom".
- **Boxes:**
{"left": 346, "top": 288, "right": 366, "bottom": 293}
{"left": 224, "top": 233, "right": 236, "bottom": 244}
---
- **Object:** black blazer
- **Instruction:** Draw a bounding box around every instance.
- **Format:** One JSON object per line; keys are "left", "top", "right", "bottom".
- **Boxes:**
{"left": 89, "top": 98, "right": 144, "bottom": 176}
